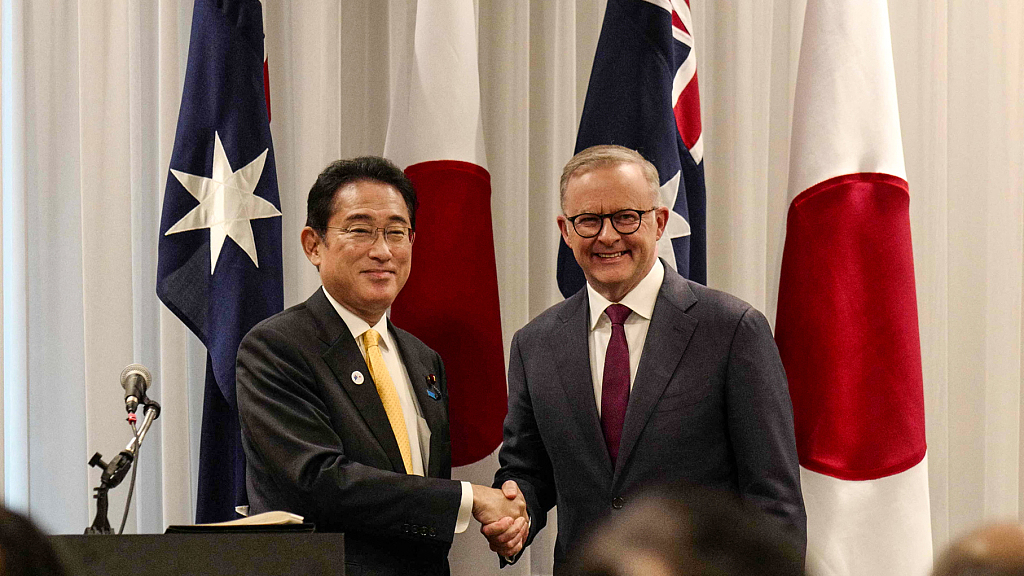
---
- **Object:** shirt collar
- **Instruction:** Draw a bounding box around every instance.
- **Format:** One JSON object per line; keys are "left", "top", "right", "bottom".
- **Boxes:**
{"left": 322, "top": 286, "right": 394, "bottom": 352}
{"left": 586, "top": 259, "right": 665, "bottom": 331}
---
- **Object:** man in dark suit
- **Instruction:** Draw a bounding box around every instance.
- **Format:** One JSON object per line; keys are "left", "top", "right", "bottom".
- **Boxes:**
{"left": 484, "top": 145, "right": 805, "bottom": 572}
{"left": 237, "top": 157, "right": 525, "bottom": 576}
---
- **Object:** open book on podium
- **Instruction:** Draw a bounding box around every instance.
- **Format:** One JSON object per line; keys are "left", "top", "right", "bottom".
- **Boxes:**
{"left": 165, "top": 511, "right": 315, "bottom": 534}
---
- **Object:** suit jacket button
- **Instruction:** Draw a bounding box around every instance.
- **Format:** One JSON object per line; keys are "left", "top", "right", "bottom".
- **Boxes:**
{"left": 402, "top": 523, "right": 410, "bottom": 533}
{"left": 612, "top": 497, "right": 625, "bottom": 509}
{"left": 430, "top": 527, "right": 437, "bottom": 537}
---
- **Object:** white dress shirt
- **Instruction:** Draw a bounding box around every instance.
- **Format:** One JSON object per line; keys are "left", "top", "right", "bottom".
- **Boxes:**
{"left": 586, "top": 259, "right": 665, "bottom": 416}
{"left": 323, "top": 287, "right": 473, "bottom": 532}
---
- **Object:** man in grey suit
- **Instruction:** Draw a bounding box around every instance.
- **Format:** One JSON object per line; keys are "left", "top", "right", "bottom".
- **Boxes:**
{"left": 483, "top": 145, "right": 806, "bottom": 572}
{"left": 236, "top": 157, "right": 525, "bottom": 576}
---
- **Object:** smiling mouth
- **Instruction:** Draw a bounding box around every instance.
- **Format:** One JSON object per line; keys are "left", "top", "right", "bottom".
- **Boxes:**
{"left": 595, "top": 251, "right": 628, "bottom": 259}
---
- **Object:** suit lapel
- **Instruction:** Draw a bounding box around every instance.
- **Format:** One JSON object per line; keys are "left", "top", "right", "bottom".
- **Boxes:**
{"left": 615, "top": 270, "right": 698, "bottom": 478}
{"left": 392, "top": 325, "right": 447, "bottom": 479}
{"left": 554, "top": 291, "right": 614, "bottom": 476}
{"left": 309, "top": 290, "right": 408, "bottom": 474}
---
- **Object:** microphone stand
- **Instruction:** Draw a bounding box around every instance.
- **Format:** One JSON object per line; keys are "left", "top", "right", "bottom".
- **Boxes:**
{"left": 85, "top": 398, "right": 161, "bottom": 535}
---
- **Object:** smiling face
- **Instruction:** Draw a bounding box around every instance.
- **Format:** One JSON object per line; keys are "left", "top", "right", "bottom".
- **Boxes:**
{"left": 301, "top": 179, "right": 415, "bottom": 325}
{"left": 557, "top": 162, "right": 669, "bottom": 302}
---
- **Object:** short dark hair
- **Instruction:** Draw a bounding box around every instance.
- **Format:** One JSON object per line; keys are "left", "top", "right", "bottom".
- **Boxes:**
{"left": 571, "top": 484, "right": 805, "bottom": 576}
{"left": 305, "top": 156, "right": 418, "bottom": 236}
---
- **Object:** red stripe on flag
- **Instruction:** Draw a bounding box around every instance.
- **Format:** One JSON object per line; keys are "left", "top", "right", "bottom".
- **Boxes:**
{"left": 775, "top": 172, "right": 926, "bottom": 481}
{"left": 671, "top": 10, "right": 686, "bottom": 34}
{"left": 673, "top": 76, "right": 702, "bottom": 150}
{"left": 390, "top": 160, "right": 507, "bottom": 466}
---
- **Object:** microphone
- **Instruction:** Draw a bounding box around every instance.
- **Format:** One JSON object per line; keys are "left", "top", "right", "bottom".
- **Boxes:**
{"left": 120, "top": 364, "right": 152, "bottom": 414}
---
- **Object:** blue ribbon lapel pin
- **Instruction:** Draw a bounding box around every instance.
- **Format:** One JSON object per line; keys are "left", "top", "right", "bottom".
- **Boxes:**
{"left": 426, "top": 375, "right": 441, "bottom": 400}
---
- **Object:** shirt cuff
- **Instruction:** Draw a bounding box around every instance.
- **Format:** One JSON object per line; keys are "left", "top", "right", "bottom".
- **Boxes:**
{"left": 454, "top": 481, "right": 473, "bottom": 533}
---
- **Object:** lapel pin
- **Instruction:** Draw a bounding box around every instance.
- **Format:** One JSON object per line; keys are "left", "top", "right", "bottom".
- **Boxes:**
{"left": 426, "top": 375, "right": 440, "bottom": 400}
{"left": 351, "top": 371, "right": 364, "bottom": 385}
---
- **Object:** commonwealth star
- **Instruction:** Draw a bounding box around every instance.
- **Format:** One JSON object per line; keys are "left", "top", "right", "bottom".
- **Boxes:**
{"left": 166, "top": 132, "right": 281, "bottom": 273}
{"left": 656, "top": 169, "right": 691, "bottom": 272}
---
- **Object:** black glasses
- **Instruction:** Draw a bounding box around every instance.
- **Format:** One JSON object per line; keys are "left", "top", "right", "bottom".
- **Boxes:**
{"left": 564, "top": 209, "right": 655, "bottom": 238}
{"left": 325, "top": 225, "right": 413, "bottom": 247}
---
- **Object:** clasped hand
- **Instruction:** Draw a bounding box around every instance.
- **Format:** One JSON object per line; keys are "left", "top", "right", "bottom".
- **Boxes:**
{"left": 471, "top": 481, "right": 529, "bottom": 557}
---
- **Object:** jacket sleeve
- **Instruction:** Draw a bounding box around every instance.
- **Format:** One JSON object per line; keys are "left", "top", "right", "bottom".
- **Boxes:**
{"left": 492, "top": 330, "right": 558, "bottom": 564}
{"left": 725, "top": 306, "right": 808, "bottom": 556}
{"left": 236, "top": 321, "right": 463, "bottom": 544}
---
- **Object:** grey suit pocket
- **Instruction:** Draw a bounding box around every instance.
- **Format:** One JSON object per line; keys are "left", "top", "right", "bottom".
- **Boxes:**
{"left": 654, "top": 385, "right": 709, "bottom": 412}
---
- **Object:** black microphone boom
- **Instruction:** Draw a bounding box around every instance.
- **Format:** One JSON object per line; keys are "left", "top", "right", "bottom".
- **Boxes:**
{"left": 120, "top": 363, "right": 152, "bottom": 414}
{"left": 87, "top": 367, "right": 161, "bottom": 534}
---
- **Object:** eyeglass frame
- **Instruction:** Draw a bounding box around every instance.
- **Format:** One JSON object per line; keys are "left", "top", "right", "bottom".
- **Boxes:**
{"left": 563, "top": 208, "right": 657, "bottom": 238}
{"left": 324, "top": 224, "right": 415, "bottom": 247}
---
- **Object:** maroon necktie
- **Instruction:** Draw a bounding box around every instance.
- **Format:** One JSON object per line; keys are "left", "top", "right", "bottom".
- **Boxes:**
{"left": 601, "top": 303, "right": 632, "bottom": 466}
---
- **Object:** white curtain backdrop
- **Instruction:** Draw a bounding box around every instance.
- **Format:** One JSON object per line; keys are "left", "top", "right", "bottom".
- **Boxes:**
{"left": 2, "top": 0, "right": 1023, "bottom": 574}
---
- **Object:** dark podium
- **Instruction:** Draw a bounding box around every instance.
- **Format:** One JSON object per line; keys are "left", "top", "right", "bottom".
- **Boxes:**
{"left": 50, "top": 532, "right": 345, "bottom": 576}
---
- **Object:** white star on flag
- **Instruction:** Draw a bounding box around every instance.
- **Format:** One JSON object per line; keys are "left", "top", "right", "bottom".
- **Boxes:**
{"left": 166, "top": 131, "right": 280, "bottom": 274}
{"left": 656, "top": 170, "right": 691, "bottom": 271}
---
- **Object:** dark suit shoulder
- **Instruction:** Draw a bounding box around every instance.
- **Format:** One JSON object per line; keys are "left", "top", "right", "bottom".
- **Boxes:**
{"left": 662, "top": 269, "right": 766, "bottom": 327}
{"left": 512, "top": 290, "right": 586, "bottom": 343}
{"left": 687, "top": 280, "right": 757, "bottom": 317}
{"left": 242, "top": 298, "right": 319, "bottom": 346}
{"left": 389, "top": 322, "right": 433, "bottom": 353}
{"left": 389, "top": 322, "right": 443, "bottom": 366}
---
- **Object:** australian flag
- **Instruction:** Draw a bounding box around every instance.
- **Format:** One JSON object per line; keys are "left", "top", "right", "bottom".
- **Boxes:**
{"left": 157, "top": 0, "right": 282, "bottom": 523}
{"left": 557, "top": 0, "right": 706, "bottom": 296}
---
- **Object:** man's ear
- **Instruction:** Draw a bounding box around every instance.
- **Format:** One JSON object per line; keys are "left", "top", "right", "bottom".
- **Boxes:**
{"left": 557, "top": 215, "right": 572, "bottom": 246}
{"left": 301, "top": 227, "right": 323, "bottom": 268}
{"left": 653, "top": 206, "right": 670, "bottom": 240}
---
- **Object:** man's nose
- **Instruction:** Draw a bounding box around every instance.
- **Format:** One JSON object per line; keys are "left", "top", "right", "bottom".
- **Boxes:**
{"left": 366, "top": 232, "right": 393, "bottom": 259}
{"left": 595, "top": 216, "right": 621, "bottom": 243}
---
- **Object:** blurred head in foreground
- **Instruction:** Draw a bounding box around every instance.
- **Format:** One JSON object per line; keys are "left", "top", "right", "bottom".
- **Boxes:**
{"left": 570, "top": 485, "right": 805, "bottom": 576}
{"left": 933, "top": 523, "right": 1024, "bottom": 576}
{"left": 0, "top": 506, "right": 67, "bottom": 576}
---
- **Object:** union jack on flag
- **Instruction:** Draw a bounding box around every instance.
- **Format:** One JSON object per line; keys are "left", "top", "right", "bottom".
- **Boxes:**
{"left": 557, "top": 0, "right": 707, "bottom": 296}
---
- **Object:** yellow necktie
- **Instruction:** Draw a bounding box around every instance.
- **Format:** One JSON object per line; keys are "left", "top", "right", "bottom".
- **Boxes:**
{"left": 362, "top": 329, "right": 415, "bottom": 475}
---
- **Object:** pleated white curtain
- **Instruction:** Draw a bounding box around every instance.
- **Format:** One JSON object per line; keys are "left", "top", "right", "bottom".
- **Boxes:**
{"left": 1, "top": 1, "right": 1022, "bottom": 574}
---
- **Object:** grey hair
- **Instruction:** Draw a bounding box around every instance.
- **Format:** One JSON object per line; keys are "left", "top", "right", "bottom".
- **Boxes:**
{"left": 559, "top": 145, "right": 662, "bottom": 211}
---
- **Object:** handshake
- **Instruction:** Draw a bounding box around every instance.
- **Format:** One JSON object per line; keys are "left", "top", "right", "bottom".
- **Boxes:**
{"left": 471, "top": 481, "right": 530, "bottom": 557}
